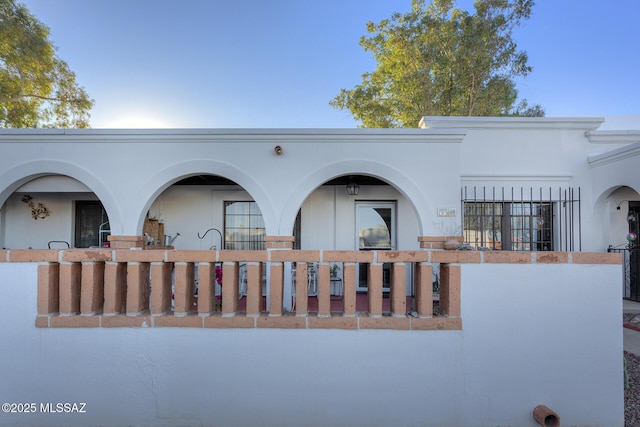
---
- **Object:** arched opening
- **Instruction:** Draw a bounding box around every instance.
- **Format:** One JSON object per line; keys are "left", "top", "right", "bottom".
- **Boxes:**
{"left": 601, "top": 186, "right": 640, "bottom": 301}
{"left": 295, "top": 174, "right": 420, "bottom": 251}
{"left": 1, "top": 175, "right": 111, "bottom": 249}
{"left": 279, "top": 159, "right": 434, "bottom": 243}
{"left": 144, "top": 173, "right": 275, "bottom": 313}
{"left": 146, "top": 174, "right": 268, "bottom": 250}
{"left": 293, "top": 173, "right": 422, "bottom": 313}
{"left": 603, "top": 186, "right": 640, "bottom": 249}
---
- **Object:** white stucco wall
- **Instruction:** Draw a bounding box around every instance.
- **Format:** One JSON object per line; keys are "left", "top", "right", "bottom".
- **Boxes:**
{"left": 0, "top": 129, "right": 464, "bottom": 239}
{"left": 1, "top": 192, "right": 100, "bottom": 250}
{"left": 0, "top": 119, "right": 638, "bottom": 252}
{"left": 0, "top": 174, "right": 422, "bottom": 251}
{"left": 0, "top": 261, "right": 623, "bottom": 426}
{"left": 423, "top": 117, "right": 640, "bottom": 251}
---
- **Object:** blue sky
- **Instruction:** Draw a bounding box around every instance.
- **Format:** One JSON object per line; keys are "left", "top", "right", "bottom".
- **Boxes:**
{"left": 19, "top": 0, "right": 640, "bottom": 128}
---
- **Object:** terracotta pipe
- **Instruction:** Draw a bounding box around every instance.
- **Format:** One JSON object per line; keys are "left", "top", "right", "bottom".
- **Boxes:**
{"left": 533, "top": 405, "right": 560, "bottom": 427}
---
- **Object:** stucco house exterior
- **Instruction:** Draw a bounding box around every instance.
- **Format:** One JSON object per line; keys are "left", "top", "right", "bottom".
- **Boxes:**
{"left": 0, "top": 116, "right": 637, "bottom": 426}
{"left": 1, "top": 116, "right": 637, "bottom": 254}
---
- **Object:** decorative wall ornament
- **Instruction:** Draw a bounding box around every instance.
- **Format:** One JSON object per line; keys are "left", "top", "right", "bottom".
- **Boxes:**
{"left": 21, "top": 195, "right": 50, "bottom": 220}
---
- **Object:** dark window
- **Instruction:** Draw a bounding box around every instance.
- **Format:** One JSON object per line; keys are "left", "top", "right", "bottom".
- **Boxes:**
{"left": 224, "top": 201, "right": 265, "bottom": 250}
{"left": 463, "top": 202, "right": 503, "bottom": 250}
{"left": 75, "top": 201, "right": 109, "bottom": 248}
{"left": 463, "top": 202, "right": 553, "bottom": 251}
{"left": 506, "top": 202, "right": 553, "bottom": 251}
{"left": 462, "top": 186, "right": 581, "bottom": 251}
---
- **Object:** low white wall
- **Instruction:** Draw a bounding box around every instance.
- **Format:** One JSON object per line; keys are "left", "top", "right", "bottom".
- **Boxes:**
{"left": 0, "top": 261, "right": 623, "bottom": 426}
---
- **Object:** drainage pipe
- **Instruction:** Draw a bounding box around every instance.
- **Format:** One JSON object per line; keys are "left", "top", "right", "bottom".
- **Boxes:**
{"left": 533, "top": 404, "right": 560, "bottom": 427}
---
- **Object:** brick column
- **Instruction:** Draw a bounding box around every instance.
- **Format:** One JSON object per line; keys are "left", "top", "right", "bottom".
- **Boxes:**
{"left": 440, "top": 263, "right": 461, "bottom": 317}
{"left": 367, "top": 263, "right": 383, "bottom": 317}
{"left": 264, "top": 236, "right": 295, "bottom": 249}
{"left": 246, "top": 262, "right": 264, "bottom": 315}
{"left": 126, "top": 262, "right": 150, "bottom": 315}
{"left": 342, "top": 262, "right": 357, "bottom": 316}
{"left": 222, "top": 261, "right": 239, "bottom": 316}
{"left": 264, "top": 236, "right": 294, "bottom": 314}
{"left": 103, "top": 262, "right": 127, "bottom": 315}
{"left": 107, "top": 235, "right": 145, "bottom": 249}
{"left": 174, "top": 262, "right": 195, "bottom": 316}
{"left": 80, "top": 262, "right": 105, "bottom": 315}
{"left": 37, "top": 263, "right": 59, "bottom": 316}
{"left": 59, "top": 262, "right": 81, "bottom": 315}
{"left": 268, "top": 262, "right": 284, "bottom": 315}
{"left": 150, "top": 262, "right": 172, "bottom": 315}
{"left": 294, "top": 262, "right": 308, "bottom": 316}
{"left": 196, "top": 262, "right": 215, "bottom": 315}
{"left": 417, "top": 236, "right": 463, "bottom": 250}
{"left": 389, "top": 262, "right": 407, "bottom": 317}
{"left": 317, "top": 262, "right": 331, "bottom": 317}
{"left": 418, "top": 236, "right": 445, "bottom": 250}
{"left": 414, "top": 262, "right": 433, "bottom": 317}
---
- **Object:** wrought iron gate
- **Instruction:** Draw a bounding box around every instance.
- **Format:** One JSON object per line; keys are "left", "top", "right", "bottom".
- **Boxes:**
{"left": 609, "top": 244, "right": 640, "bottom": 301}
{"left": 612, "top": 202, "right": 640, "bottom": 301}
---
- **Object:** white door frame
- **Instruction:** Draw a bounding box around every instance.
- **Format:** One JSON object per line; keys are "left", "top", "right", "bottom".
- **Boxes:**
{"left": 355, "top": 201, "right": 396, "bottom": 292}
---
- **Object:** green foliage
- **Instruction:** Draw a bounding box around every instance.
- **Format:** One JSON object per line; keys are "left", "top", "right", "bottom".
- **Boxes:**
{"left": 0, "top": 0, "right": 94, "bottom": 128}
{"left": 330, "top": 0, "right": 544, "bottom": 128}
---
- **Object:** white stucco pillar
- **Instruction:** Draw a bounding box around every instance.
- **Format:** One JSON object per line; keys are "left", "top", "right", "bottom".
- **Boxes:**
{"left": 264, "top": 236, "right": 295, "bottom": 312}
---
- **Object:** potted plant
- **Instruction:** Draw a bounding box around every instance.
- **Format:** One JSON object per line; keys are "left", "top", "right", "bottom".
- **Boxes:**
{"left": 330, "top": 263, "right": 341, "bottom": 278}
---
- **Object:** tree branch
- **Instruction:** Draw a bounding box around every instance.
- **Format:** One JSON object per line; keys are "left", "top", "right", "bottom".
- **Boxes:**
{"left": 1, "top": 93, "right": 64, "bottom": 103}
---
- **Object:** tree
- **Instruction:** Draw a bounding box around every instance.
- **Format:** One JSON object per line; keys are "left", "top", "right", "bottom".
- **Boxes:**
{"left": 330, "top": 0, "right": 543, "bottom": 128}
{"left": 0, "top": 0, "right": 94, "bottom": 128}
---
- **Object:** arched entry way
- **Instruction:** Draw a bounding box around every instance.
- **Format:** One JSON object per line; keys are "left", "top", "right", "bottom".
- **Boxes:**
{"left": 292, "top": 175, "right": 420, "bottom": 252}
{"left": 1, "top": 175, "right": 111, "bottom": 249}
{"left": 290, "top": 173, "right": 422, "bottom": 311}
{"left": 279, "top": 159, "right": 435, "bottom": 241}
{"left": 601, "top": 186, "right": 640, "bottom": 300}
{"left": 145, "top": 174, "right": 269, "bottom": 250}
{"left": 128, "top": 159, "right": 277, "bottom": 248}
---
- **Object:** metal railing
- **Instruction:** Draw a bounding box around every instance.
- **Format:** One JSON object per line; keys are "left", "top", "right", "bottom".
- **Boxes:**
{"left": 608, "top": 244, "right": 640, "bottom": 301}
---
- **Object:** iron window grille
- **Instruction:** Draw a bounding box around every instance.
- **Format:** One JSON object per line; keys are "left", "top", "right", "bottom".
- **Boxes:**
{"left": 461, "top": 186, "right": 581, "bottom": 251}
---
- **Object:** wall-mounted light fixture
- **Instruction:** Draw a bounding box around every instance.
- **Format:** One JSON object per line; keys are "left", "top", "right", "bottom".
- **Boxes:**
{"left": 617, "top": 200, "right": 630, "bottom": 210}
{"left": 346, "top": 177, "right": 359, "bottom": 196}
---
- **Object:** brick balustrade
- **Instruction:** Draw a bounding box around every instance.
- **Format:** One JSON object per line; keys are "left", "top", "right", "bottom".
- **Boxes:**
{"left": 0, "top": 248, "right": 618, "bottom": 330}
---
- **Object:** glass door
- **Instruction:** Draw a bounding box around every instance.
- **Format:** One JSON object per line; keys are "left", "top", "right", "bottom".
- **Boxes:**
{"left": 356, "top": 202, "right": 396, "bottom": 292}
